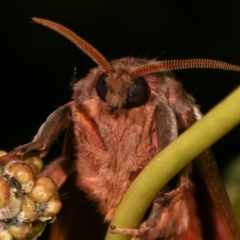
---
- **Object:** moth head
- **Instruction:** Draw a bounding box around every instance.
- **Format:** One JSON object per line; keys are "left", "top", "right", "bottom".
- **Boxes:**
{"left": 32, "top": 18, "right": 240, "bottom": 109}
{"left": 96, "top": 72, "right": 149, "bottom": 108}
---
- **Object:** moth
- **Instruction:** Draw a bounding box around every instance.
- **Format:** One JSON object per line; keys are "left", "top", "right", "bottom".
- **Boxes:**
{"left": 0, "top": 18, "right": 239, "bottom": 240}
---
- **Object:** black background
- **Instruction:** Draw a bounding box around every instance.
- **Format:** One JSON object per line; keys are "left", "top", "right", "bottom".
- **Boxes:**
{"left": 0, "top": 1, "right": 240, "bottom": 239}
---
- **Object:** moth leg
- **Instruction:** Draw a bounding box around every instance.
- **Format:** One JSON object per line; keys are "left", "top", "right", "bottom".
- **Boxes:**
{"left": 41, "top": 156, "right": 75, "bottom": 188}
{"left": 108, "top": 194, "right": 176, "bottom": 238}
{"left": 110, "top": 225, "right": 149, "bottom": 238}
{"left": 110, "top": 171, "right": 191, "bottom": 239}
{"left": 109, "top": 192, "right": 176, "bottom": 236}
{"left": 0, "top": 103, "right": 72, "bottom": 165}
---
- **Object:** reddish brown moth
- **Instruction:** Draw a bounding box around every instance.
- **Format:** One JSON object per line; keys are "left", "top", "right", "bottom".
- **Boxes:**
{"left": 0, "top": 17, "right": 239, "bottom": 240}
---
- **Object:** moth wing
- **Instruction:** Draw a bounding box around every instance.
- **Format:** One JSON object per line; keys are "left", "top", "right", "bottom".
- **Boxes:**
{"left": 193, "top": 150, "right": 239, "bottom": 240}
{"left": 153, "top": 81, "right": 239, "bottom": 239}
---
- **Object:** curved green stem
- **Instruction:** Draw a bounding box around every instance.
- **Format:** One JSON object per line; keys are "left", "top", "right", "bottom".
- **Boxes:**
{"left": 105, "top": 86, "right": 240, "bottom": 240}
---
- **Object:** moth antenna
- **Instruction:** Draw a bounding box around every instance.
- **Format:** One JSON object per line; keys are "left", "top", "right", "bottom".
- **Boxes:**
{"left": 32, "top": 18, "right": 113, "bottom": 74}
{"left": 129, "top": 59, "right": 240, "bottom": 79}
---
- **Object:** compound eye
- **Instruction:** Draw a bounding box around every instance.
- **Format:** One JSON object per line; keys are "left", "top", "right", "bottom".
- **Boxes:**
{"left": 96, "top": 73, "right": 108, "bottom": 101}
{"left": 126, "top": 77, "right": 149, "bottom": 108}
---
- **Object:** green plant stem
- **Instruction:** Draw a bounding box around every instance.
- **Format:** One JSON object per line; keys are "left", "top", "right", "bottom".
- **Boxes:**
{"left": 105, "top": 86, "right": 240, "bottom": 240}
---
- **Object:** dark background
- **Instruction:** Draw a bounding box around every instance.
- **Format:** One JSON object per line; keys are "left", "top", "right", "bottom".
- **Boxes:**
{"left": 0, "top": 0, "right": 240, "bottom": 239}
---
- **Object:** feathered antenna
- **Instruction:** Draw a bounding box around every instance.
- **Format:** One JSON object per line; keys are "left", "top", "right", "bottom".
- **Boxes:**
{"left": 32, "top": 18, "right": 113, "bottom": 74}
{"left": 32, "top": 18, "right": 240, "bottom": 80}
{"left": 129, "top": 59, "right": 240, "bottom": 79}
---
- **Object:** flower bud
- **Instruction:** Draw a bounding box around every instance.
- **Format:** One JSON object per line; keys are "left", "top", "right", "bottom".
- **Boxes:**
{"left": 8, "top": 163, "right": 34, "bottom": 193}
{"left": 25, "top": 220, "right": 45, "bottom": 239}
{"left": 0, "top": 150, "right": 7, "bottom": 158}
{"left": 24, "top": 156, "right": 43, "bottom": 173}
{"left": 40, "top": 194, "right": 62, "bottom": 219}
{"left": 0, "top": 195, "right": 21, "bottom": 220}
{"left": 0, "top": 229, "right": 12, "bottom": 240}
{"left": 27, "top": 163, "right": 39, "bottom": 176}
{"left": 8, "top": 224, "right": 30, "bottom": 240}
{"left": 17, "top": 197, "right": 37, "bottom": 221}
{"left": 0, "top": 177, "right": 11, "bottom": 208}
{"left": 31, "top": 176, "right": 57, "bottom": 203}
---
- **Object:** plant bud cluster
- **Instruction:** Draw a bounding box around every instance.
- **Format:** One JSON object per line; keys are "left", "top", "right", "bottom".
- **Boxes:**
{"left": 0, "top": 151, "right": 62, "bottom": 239}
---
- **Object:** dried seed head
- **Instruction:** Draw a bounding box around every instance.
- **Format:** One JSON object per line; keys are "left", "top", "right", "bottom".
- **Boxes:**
{"left": 8, "top": 224, "right": 30, "bottom": 240}
{"left": 31, "top": 176, "right": 57, "bottom": 203}
{"left": 0, "top": 154, "right": 60, "bottom": 239}
{"left": 0, "top": 177, "right": 11, "bottom": 208}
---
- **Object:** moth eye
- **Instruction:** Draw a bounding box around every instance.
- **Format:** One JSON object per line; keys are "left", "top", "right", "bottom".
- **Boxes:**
{"left": 96, "top": 73, "right": 108, "bottom": 101}
{"left": 126, "top": 77, "right": 149, "bottom": 108}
